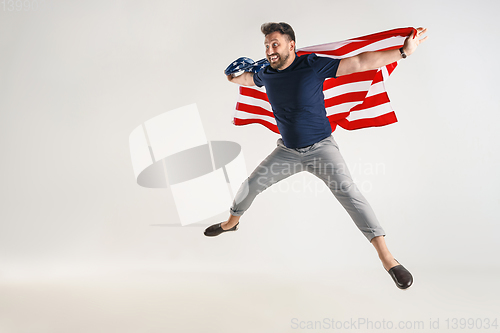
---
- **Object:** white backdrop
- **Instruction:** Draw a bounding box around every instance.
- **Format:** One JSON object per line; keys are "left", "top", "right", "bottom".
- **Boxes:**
{"left": 1, "top": 0, "right": 499, "bottom": 332}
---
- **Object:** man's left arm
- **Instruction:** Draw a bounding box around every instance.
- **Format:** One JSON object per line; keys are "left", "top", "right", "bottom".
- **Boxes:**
{"left": 336, "top": 27, "right": 428, "bottom": 77}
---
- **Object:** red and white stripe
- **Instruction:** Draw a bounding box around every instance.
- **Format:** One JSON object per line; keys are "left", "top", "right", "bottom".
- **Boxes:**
{"left": 232, "top": 27, "right": 416, "bottom": 133}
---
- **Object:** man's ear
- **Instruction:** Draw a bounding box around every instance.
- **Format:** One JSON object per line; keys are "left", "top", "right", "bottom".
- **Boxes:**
{"left": 289, "top": 40, "right": 295, "bottom": 52}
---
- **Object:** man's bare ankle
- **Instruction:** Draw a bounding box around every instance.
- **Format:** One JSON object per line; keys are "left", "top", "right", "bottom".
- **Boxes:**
{"left": 221, "top": 221, "right": 235, "bottom": 230}
{"left": 380, "top": 255, "right": 398, "bottom": 270}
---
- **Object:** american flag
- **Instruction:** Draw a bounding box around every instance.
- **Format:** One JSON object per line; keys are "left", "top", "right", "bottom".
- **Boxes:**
{"left": 232, "top": 27, "right": 417, "bottom": 133}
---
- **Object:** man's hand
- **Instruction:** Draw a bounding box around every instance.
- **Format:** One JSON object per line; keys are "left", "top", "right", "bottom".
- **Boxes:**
{"left": 225, "top": 71, "right": 256, "bottom": 86}
{"left": 402, "top": 27, "right": 428, "bottom": 56}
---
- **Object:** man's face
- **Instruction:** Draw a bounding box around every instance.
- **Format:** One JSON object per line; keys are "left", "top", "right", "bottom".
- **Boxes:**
{"left": 264, "top": 31, "right": 295, "bottom": 70}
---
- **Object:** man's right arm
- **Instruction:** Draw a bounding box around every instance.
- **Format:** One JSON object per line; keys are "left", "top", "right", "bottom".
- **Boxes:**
{"left": 226, "top": 72, "right": 256, "bottom": 86}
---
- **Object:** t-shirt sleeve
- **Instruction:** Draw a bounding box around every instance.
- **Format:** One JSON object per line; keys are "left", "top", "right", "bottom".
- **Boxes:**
{"left": 307, "top": 53, "right": 341, "bottom": 79}
{"left": 252, "top": 70, "right": 264, "bottom": 87}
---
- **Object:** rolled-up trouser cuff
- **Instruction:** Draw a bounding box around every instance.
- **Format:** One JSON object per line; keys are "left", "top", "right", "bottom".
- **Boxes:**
{"left": 229, "top": 208, "right": 245, "bottom": 216}
{"left": 367, "top": 231, "right": 386, "bottom": 243}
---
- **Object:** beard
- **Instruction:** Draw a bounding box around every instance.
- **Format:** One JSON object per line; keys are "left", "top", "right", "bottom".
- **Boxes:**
{"left": 268, "top": 50, "right": 290, "bottom": 70}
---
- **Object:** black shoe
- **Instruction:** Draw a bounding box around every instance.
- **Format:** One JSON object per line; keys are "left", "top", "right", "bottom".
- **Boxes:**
{"left": 204, "top": 222, "right": 239, "bottom": 237}
{"left": 387, "top": 259, "right": 413, "bottom": 290}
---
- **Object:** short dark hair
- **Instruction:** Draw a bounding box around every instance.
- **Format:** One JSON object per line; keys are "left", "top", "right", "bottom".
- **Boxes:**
{"left": 261, "top": 22, "right": 296, "bottom": 44}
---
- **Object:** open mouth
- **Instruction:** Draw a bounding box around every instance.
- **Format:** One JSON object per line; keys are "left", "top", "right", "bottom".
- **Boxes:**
{"left": 269, "top": 54, "right": 279, "bottom": 62}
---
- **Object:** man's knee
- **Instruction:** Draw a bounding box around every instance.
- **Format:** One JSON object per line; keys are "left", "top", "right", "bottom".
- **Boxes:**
{"left": 249, "top": 173, "right": 274, "bottom": 193}
{"left": 325, "top": 177, "right": 355, "bottom": 192}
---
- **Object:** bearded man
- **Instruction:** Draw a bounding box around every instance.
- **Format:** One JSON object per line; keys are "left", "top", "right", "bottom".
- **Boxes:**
{"left": 205, "top": 22, "right": 428, "bottom": 290}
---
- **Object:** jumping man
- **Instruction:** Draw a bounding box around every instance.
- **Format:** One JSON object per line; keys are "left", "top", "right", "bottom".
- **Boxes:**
{"left": 205, "top": 22, "right": 428, "bottom": 290}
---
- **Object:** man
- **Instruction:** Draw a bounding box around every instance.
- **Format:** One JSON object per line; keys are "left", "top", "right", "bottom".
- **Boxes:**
{"left": 205, "top": 22, "right": 428, "bottom": 290}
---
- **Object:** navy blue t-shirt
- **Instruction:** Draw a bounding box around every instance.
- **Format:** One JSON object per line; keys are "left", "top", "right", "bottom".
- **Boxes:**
{"left": 253, "top": 53, "right": 340, "bottom": 148}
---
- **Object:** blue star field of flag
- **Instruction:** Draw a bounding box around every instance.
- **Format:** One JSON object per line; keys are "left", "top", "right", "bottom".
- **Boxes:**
{"left": 224, "top": 57, "right": 269, "bottom": 76}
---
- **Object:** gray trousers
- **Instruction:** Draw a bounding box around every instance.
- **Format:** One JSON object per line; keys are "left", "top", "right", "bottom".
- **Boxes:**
{"left": 230, "top": 134, "right": 385, "bottom": 242}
